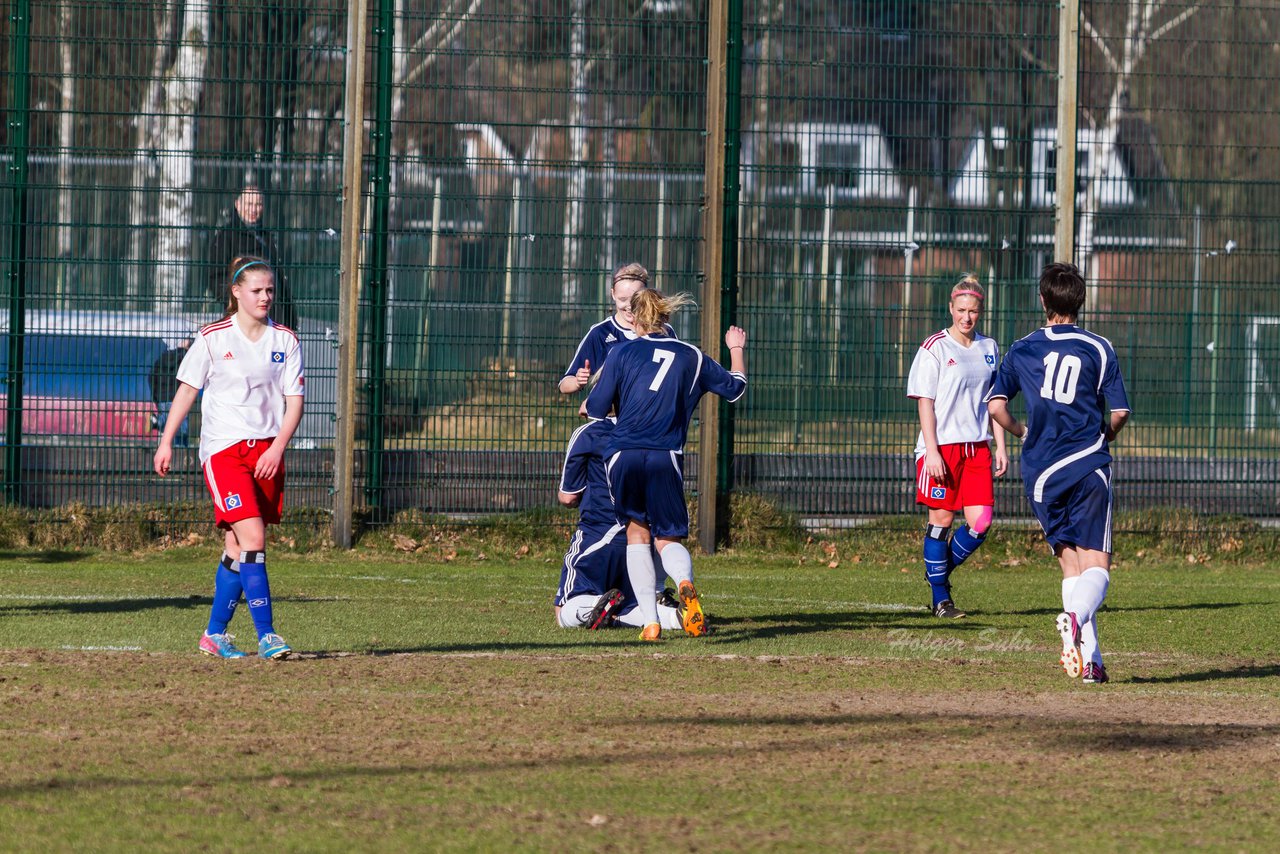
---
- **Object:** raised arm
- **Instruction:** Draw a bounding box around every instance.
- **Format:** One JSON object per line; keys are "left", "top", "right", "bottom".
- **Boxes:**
{"left": 725, "top": 326, "right": 746, "bottom": 375}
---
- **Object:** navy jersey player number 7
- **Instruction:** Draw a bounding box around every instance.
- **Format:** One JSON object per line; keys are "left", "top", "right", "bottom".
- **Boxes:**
{"left": 585, "top": 332, "right": 747, "bottom": 454}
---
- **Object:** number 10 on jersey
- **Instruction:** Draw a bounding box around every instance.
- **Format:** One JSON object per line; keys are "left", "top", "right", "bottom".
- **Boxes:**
{"left": 1040, "top": 352, "right": 1081, "bottom": 404}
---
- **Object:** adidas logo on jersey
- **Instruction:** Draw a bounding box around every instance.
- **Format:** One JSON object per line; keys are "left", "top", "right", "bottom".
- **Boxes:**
{"left": 605, "top": 333, "right": 617, "bottom": 343}
{"left": 223, "top": 351, "right": 235, "bottom": 360}
{"left": 946, "top": 358, "right": 957, "bottom": 366}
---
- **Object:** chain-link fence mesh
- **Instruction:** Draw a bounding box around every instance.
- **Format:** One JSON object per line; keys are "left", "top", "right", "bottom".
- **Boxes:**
{"left": 3, "top": 1, "right": 1280, "bottom": 534}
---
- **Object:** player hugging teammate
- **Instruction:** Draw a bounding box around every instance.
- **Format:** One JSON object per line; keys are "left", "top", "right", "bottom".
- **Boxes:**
{"left": 553, "top": 263, "right": 746, "bottom": 640}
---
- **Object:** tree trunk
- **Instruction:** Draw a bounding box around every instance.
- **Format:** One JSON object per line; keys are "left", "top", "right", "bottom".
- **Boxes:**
{"left": 127, "top": 2, "right": 179, "bottom": 301}
{"left": 1076, "top": 1, "right": 1198, "bottom": 276}
{"left": 152, "top": 3, "right": 211, "bottom": 308}
{"left": 1075, "top": 0, "right": 1142, "bottom": 277}
{"left": 560, "top": 0, "right": 589, "bottom": 311}
{"left": 56, "top": 0, "right": 74, "bottom": 306}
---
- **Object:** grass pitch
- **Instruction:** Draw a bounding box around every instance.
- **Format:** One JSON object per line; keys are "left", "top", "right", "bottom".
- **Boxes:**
{"left": 1, "top": 537, "right": 1278, "bottom": 852}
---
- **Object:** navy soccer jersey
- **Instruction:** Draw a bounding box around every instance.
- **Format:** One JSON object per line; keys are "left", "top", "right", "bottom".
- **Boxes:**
{"left": 560, "top": 317, "right": 676, "bottom": 387}
{"left": 559, "top": 417, "right": 620, "bottom": 531}
{"left": 988, "top": 324, "right": 1131, "bottom": 502}
{"left": 584, "top": 332, "right": 747, "bottom": 454}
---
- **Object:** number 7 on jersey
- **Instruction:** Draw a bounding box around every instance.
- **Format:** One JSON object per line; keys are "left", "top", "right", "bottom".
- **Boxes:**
{"left": 649, "top": 349, "right": 676, "bottom": 391}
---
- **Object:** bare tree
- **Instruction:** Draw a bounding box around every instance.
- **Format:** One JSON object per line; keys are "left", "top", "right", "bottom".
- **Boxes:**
{"left": 126, "top": 2, "right": 180, "bottom": 301}
{"left": 151, "top": 2, "right": 212, "bottom": 307}
{"left": 1076, "top": 0, "right": 1199, "bottom": 275}
{"left": 55, "top": 0, "right": 75, "bottom": 305}
{"left": 560, "top": 0, "right": 589, "bottom": 309}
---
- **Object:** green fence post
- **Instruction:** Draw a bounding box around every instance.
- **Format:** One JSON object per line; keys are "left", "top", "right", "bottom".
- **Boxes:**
{"left": 3, "top": 0, "right": 32, "bottom": 505}
{"left": 717, "top": 0, "right": 744, "bottom": 533}
{"left": 698, "top": 0, "right": 743, "bottom": 554}
{"left": 334, "top": 0, "right": 371, "bottom": 549}
{"left": 363, "top": 0, "right": 395, "bottom": 510}
{"left": 1055, "top": 0, "right": 1080, "bottom": 266}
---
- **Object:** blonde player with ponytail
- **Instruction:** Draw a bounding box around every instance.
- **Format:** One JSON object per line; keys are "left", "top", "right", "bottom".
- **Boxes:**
{"left": 907, "top": 275, "right": 1008, "bottom": 618}
{"left": 584, "top": 288, "right": 747, "bottom": 641}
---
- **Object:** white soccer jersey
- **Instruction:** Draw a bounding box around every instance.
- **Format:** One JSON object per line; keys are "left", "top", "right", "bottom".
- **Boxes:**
{"left": 178, "top": 316, "right": 305, "bottom": 463}
{"left": 906, "top": 329, "right": 999, "bottom": 458}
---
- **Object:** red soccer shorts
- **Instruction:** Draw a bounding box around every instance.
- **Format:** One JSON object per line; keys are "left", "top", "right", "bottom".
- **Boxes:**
{"left": 915, "top": 441, "right": 993, "bottom": 511}
{"left": 202, "top": 439, "right": 284, "bottom": 530}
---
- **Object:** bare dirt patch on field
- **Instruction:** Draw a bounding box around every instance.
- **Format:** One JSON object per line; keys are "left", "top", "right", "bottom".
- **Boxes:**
{"left": 2, "top": 650, "right": 1278, "bottom": 850}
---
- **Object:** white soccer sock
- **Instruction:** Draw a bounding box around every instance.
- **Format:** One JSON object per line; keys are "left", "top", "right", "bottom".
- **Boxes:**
{"left": 1061, "top": 576, "right": 1078, "bottom": 610}
{"left": 1066, "top": 566, "right": 1110, "bottom": 625}
{"left": 1080, "top": 616, "right": 1102, "bottom": 666}
{"left": 617, "top": 603, "right": 683, "bottom": 631}
{"left": 626, "top": 544, "right": 660, "bottom": 626}
{"left": 557, "top": 594, "right": 600, "bottom": 628}
{"left": 658, "top": 542, "right": 693, "bottom": 587}
{"left": 653, "top": 547, "right": 668, "bottom": 596}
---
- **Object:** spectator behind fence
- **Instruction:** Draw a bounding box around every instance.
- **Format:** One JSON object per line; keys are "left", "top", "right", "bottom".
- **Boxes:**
{"left": 151, "top": 338, "right": 193, "bottom": 447}
{"left": 205, "top": 184, "right": 299, "bottom": 332}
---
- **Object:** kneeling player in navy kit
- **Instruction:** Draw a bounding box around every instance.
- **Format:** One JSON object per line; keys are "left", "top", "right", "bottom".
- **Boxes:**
{"left": 555, "top": 416, "right": 685, "bottom": 632}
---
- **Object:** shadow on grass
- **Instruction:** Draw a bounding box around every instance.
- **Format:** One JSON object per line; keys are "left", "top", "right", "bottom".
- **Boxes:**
{"left": 645, "top": 712, "right": 1280, "bottom": 753}
{"left": 1000, "top": 601, "right": 1258, "bottom": 618}
{"left": 0, "top": 594, "right": 346, "bottom": 617}
{"left": 0, "top": 550, "right": 92, "bottom": 564}
{"left": 704, "top": 609, "right": 997, "bottom": 644}
{"left": 0, "top": 595, "right": 210, "bottom": 615}
{"left": 1128, "top": 663, "right": 1280, "bottom": 684}
{"left": 360, "top": 637, "right": 655, "bottom": 655}
{"left": 3, "top": 713, "right": 1277, "bottom": 797}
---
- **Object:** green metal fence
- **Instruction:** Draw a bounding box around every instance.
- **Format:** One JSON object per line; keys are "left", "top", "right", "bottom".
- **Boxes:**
{"left": 4, "top": 0, "right": 1280, "bottom": 541}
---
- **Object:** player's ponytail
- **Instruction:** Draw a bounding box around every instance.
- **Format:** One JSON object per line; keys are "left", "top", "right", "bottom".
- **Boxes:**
{"left": 225, "top": 255, "right": 274, "bottom": 317}
{"left": 631, "top": 288, "right": 695, "bottom": 335}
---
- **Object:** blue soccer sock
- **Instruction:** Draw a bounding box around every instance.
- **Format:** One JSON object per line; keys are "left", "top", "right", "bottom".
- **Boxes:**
{"left": 238, "top": 550, "right": 276, "bottom": 639}
{"left": 948, "top": 525, "right": 987, "bottom": 575}
{"left": 206, "top": 553, "right": 242, "bottom": 636}
{"left": 923, "top": 525, "right": 952, "bottom": 607}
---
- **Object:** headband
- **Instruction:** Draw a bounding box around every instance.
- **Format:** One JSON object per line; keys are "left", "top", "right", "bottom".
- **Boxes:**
{"left": 230, "top": 260, "right": 271, "bottom": 283}
{"left": 952, "top": 289, "right": 984, "bottom": 301}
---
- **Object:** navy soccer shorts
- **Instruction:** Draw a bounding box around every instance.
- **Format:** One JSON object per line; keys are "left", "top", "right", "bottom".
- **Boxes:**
{"left": 605, "top": 448, "right": 688, "bottom": 538}
{"left": 1029, "top": 466, "right": 1114, "bottom": 553}
{"left": 554, "top": 524, "right": 630, "bottom": 606}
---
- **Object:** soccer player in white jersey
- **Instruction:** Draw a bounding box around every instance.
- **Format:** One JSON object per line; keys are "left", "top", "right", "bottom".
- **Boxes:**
{"left": 988, "top": 262, "right": 1131, "bottom": 683}
{"left": 153, "top": 256, "right": 304, "bottom": 661}
{"left": 558, "top": 262, "right": 675, "bottom": 395}
{"left": 907, "top": 275, "right": 1008, "bottom": 619}
{"left": 585, "top": 288, "right": 747, "bottom": 641}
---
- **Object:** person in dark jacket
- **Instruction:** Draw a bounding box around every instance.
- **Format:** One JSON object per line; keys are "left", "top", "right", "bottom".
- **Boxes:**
{"left": 151, "top": 338, "right": 192, "bottom": 447}
{"left": 205, "top": 185, "right": 299, "bottom": 331}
